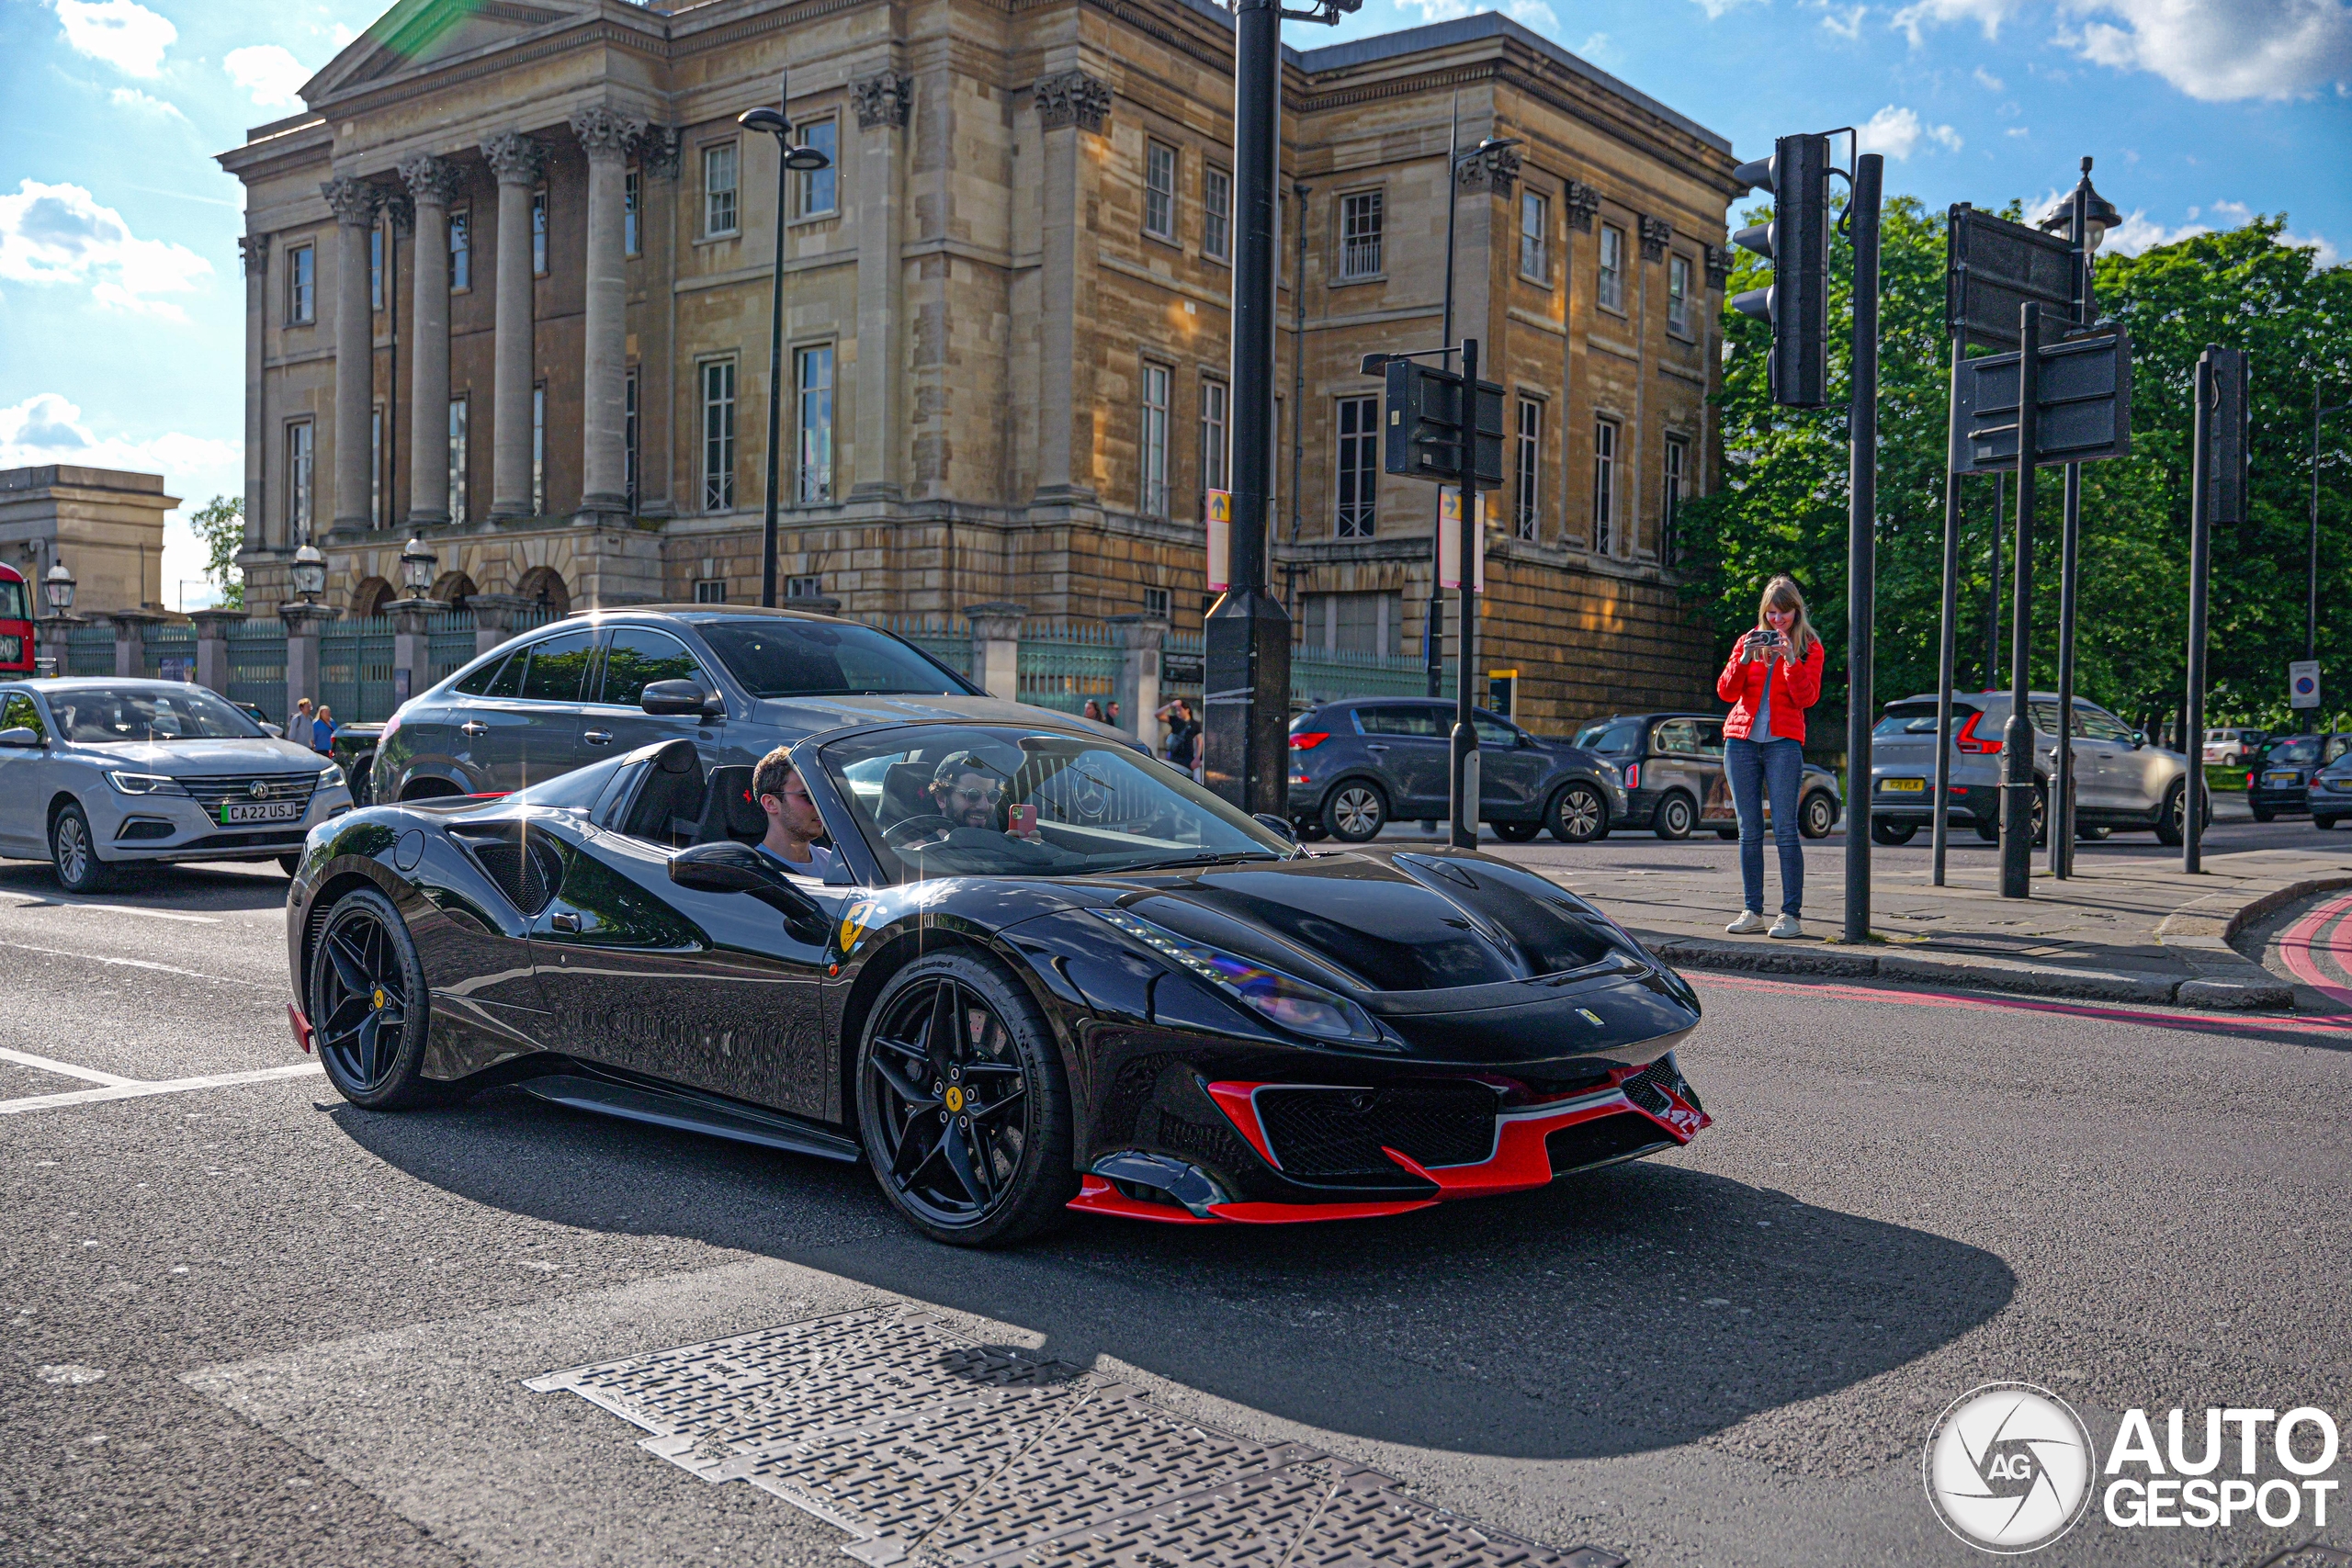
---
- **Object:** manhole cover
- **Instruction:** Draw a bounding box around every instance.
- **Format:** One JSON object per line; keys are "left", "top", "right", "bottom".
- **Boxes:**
{"left": 529, "top": 1307, "right": 1626, "bottom": 1568}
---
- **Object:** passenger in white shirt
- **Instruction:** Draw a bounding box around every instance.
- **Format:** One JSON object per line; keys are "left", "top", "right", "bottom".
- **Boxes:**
{"left": 751, "top": 745, "right": 838, "bottom": 879}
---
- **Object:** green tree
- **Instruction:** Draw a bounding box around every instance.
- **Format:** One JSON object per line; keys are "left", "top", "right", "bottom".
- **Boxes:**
{"left": 190, "top": 494, "right": 244, "bottom": 610}
{"left": 1677, "top": 204, "right": 2352, "bottom": 750}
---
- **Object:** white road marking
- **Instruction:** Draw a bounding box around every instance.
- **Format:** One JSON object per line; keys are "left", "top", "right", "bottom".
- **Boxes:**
{"left": 0, "top": 938, "right": 278, "bottom": 990}
{"left": 0, "top": 1047, "right": 134, "bottom": 1088}
{"left": 0, "top": 1062, "right": 324, "bottom": 1115}
{"left": 3, "top": 897, "right": 221, "bottom": 924}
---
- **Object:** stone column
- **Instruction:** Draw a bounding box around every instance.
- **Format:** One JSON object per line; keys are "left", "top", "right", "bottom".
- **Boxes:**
{"left": 238, "top": 233, "right": 271, "bottom": 553}
{"left": 108, "top": 611, "right": 165, "bottom": 678}
{"left": 1109, "top": 615, "right": 1167, "bottom": 750}
{"left": 966, "top": 603, "right": 1026, "bottom": 700}
{"left": 1032, "top": 70, "right": 1110, "bottom": 504}
{"left": 281, "top": 602, "right": 336, "bottom": 719}
{"left": 849, "top": 71, "right": 910, "bottom": 502}
{"left": 384, "top": 596, "right": 437, "bottom": 705}
{"left": 190, "top": 609, "right": 247, "bottom": 694}
{"left": 483, "top": 132, "right": 544, "bottom": 520}
{"left": 572, "top": 108, "right": 639, "bottom": 524}
{"left": 401, "top": 156, "right": 463, "bottom": 525}
{"left": 467, "top": 592, "right": 531, "bottom": 658}
{"left": 322, "top": 177, "right": 381, "bottom": 537}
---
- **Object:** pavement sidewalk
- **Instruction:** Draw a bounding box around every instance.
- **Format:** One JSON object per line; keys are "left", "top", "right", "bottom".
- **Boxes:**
{"left": 1503, "top": 840, "right": 2352, "bottom": 1013}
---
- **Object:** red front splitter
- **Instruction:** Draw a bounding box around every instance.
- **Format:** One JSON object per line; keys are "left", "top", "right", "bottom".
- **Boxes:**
{"left": 287, "top": 1002, "right": 313, "bottom": 1054}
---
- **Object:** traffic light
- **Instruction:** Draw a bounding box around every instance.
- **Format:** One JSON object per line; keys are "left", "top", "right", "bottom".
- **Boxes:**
{"left": 1730, "top": 133, "right": 1833, "bottom": 408}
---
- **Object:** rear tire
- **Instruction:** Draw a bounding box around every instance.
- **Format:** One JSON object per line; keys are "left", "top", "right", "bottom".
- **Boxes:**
{"left": 2318, "top": 816, "right": 2340, "bottom": 830}
{"left": 51, "top": 804, "right": 112, "bottom": 893}
{"left": 2251, "top": 804, "right": 2275, "bottom": 823}
{"left": 1800, "top": 790, "right": 1838, "bottom": 840}
{"left": 1871, "top": 818, "right": 1917, "bottom": 846}
{"left": 2154, "top": 781, "right": 2193, "bottom": 846}
{"left": 1546, "top": 782, "right": 1610, "bottom": 844}
{"left": 278, "top": 854, "right": 305, "bottom": 877}
{"left": 1715, "top": 828, "right": 1739, "bottom": 840}
{"left": 1651, "top": 791, "right": 1695, "bottom": 840}
{"left": 308, "top": 886, "right": 457, "bottom": 1111}
{"left": 1322, "top": 782, "right": 1387, "bottom": 844}
{"left": 1490, "top": 819, "right": 1541, "bottom": 842}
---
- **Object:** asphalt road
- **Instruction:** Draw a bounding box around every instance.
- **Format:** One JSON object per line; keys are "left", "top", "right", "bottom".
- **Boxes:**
{"left": 3, "top": 854, "right": 2347, "bottom": 1568}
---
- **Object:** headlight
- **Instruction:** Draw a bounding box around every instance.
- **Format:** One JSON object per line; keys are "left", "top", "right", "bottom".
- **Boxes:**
{"left": 105, "top": 771, "right": 183, "bottom": 795}
{"left": 1093, "top": 908, "right": 1381, "bottom": 1043}
{"left": 317, "top": 762, "right": 345, "bottom": 789}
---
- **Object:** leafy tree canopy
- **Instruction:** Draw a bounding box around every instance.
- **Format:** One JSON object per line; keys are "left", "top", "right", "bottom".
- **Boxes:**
{"left": 190, "top": 494, "right": 243, "bottom": 611}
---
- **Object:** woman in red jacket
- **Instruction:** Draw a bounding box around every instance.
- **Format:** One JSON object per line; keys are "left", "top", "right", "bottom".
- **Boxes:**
{"left": 1715, "top": 574, "right": 1826, "bottom": 938}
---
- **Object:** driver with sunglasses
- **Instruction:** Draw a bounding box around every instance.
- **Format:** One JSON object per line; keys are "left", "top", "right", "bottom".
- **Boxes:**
{"left": 892, "top": 752, "right": 1049, "bottom": 856}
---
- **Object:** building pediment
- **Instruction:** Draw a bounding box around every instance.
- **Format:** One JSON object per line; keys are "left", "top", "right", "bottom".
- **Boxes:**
{"left": 303, "top": 0, "right": 612, "bottom": 109}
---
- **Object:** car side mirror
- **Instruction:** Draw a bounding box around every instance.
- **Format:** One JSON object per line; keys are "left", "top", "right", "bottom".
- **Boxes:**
{"left": 2132, "top": 732, "right": 2146, "bottom": 749}
{"left": 642, "top": 679, "right": 720, "bottom": 719}
{"left": 0, "top": 727, "right": 42, "bottom": 749}
{"left": 1252, "top": 812, "right": 1298, "bottom": 846}
{"left": 669, "top": 840, "right": 828, "bottom": 943}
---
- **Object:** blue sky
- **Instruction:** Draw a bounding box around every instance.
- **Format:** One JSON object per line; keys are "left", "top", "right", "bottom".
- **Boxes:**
{"left": 3, "top": 0, "right": 2346, "bottom": 604}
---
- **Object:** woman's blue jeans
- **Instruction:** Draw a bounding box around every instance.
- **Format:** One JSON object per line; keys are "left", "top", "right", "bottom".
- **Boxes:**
{"left": 1724, "top": 736, "right": 1804, "bottom": 917}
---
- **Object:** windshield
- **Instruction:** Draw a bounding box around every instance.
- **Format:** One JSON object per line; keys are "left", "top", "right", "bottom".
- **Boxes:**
{"left": 49, "top": 685, "right": 266, "bottom": 742}
{"left": 2265, "top": 737, "right": 2321, "bottom": 765}
{"left": 1574, "top": 720, "right": 1643, "bottom": 753}
{"left": 0, "top": 580, "right": 27, "bottom": 620}
{"left": 509, "top": 755, "right": 624, "bottom": 811}
{"left": 699, "top": 619, "right": 968, "bottom": 699}
{"left": 820, "top": 724, "right": 1288, "bottom": 884}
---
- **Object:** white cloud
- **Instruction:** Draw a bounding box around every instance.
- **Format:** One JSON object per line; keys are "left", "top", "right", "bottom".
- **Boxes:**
{"left": 2285, "top": 229, "right": 2343, "bottom": 266}
{"left": 1505, "top": 0, "right": 1563, "bottom": 30}
{"left": 2100, "top": 209, "right": 2211, "bottom": 253}
{"left": 48, "top": 0, "right": 175, "bottom": 77}
{"left": 107, "top": 85, "right": 187, "bottom": 122}
{"left": 1821, "top": 5, "right": 1869, "bottom": 36}
{"left": 1890, "top": 0, "right": 2018, "bottom": 45}
{"left": 223, "top": 43, "right": 314, "bottom": 111}
{"left": 2208, "top": 197, "right": 2255, "bottom": 224}
{"left": 1856, "top": 104, "right": 1962, "bottom": 158}
{"left": 2005, "top": 125, "right": 2030, "bottom": 136}
{"left": 1689, "top": 0, "right": 1766, "bottom": 17}
{"left": 1573, "top": 29, "right": 1621, "bottom": 62}
{"left": 2062, "top": 0, "right": 2352, "bottom": 101}
{"left": 0, "top": 179, "right": 212, "bottom": 320}
{"left": 1973, "top": 64, "right": 2006, "bottom": 88}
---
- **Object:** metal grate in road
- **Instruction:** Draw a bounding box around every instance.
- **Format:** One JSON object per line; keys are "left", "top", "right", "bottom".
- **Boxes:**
{"left": 527, "top": 1307, "right": 1626, "bottom": 1568}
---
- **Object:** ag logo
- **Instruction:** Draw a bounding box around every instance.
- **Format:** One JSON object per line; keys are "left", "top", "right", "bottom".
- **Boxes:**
{"left": 1923, "top": 1382, "right": 2096, "bottom": 1553}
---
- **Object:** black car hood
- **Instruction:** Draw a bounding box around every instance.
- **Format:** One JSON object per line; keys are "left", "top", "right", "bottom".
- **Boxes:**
{"left": 1030, "top": 850, "right": 1635, "bottom": 996}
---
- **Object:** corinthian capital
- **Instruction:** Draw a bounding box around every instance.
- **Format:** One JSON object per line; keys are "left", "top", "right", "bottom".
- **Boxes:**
{"left": 399, "top": 153, "right": 465, "bottom": 207}
{"left": 320, "top": 175, "right": 382, "bottom": 227}
{"left": 1035, "top": 69, "right": 1111, "bottom": 134}
{"left": 571, "top": 106, "right": 643, "bottom": 163}
{"left": 482, "top": 131, "right": 545, "bottom": 186}
{"left": 1638, "top": 214, "right": 1674, "bottom": 261}
{"left": 853, "top": 70, "right": 913, "bottom": 130}
{"left": 1455, "top": 143, "right": 1522, "bottom": 197}
{"left": 238, "top": 232, "right": 270, "bottom": 276}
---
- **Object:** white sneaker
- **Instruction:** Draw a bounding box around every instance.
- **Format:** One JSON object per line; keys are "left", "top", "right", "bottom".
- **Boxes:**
{"left": 1769, "top": 914, "right": 1804, "bottom": 940}
{"left": 1725, "top": 910, "right": 1767, "bottom": 934}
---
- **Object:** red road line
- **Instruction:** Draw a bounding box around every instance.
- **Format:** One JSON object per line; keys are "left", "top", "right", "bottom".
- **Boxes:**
{"left": 2277, "top": 890, "right": 2352, "bottom": 1010}
{"left": 1692, "top": 971, "right": 2352, "bottom": 1040}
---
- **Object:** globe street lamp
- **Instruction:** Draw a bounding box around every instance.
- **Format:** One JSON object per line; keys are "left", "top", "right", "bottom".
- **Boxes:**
{"left": 739, "top": 92, "right": 833, "bottom": 610}
{"left": 400, "top": 535, "right": 438, "bottom": 596}
{"left": 43, "top": 561, "right": 75, "bottom": 615}
{"left": 291, "top": 543, "right": 328, "bottom": 604}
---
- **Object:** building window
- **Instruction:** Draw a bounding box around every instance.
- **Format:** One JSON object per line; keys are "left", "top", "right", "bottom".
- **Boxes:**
{"left": 286, "top": 420, "right": 313, "bottom": 536}
{"left": 1598, "top": 223, "right": 1624, "bottom": 312}
{"left": 701, "top": 359, "right": 736, "bottom": 512}
{"left": 531, "top": 382, "right": 547, "bottom": 515}
{"left": 703, "top": 142, "right": 739, "bottom": 236}
{"left": 370, "top": 405, "right": 383, "bottom": 526}
{"left": 1663, "top": 436, "right": 1688, "bottom": 566}
{"left": 624, "top": 369, "right": 639, "bottom": 512}
{"left": 368, "top": 226, "right": 383, "bottom": 310}
{"left": 1139, "top": 362, "right": 1170, "bottom": 518}
{"left": 1299, "top": 591, "right": 1400, "bottom": 656}
{"left": 1514, "top": 397, "right": 1542, "bottom": 542}
{"left": 796, "top": 344, "right": 833, "bottom": 505}
{"left": 1668, "top": 254, "right": 1692, "bottom": 335}
{"left": 449, "top": 209, "right": 469, "bottom": 291}
{"left": 531, "top": 187, "right": 548, "bottom": 276}
{"left": 1339, "top": 190, "right": 1383, "bottom": 280}
{"left": 1200, "top": 378, "right": 1228, "bottom": 496}
{"left": 1144, "top": 141, "right": 1176, "bottom": 241}
{"left": 1335, "top": 395, "right": 1378, "bottom": 537}
{"left": 694, "top": 579, "right": 728, "bottom": 604}
{"left": 624, "top": 166, "right": 641, "bottom": 256}
{"left": 795, "top": 118, "right": 837, "bottom": 218}
{"left": 1145, "top": 586, "right": 1170, "bottom": 620}
{"left": 1519, "top": 191, "right": 1548, "bottom": 284}
{"left": 1203, "top": 165, "right": 1230, "bottom": 262}
{"left": 786, "top": 574, "right": 822, "bottom": 600}
{"left": 286, "top": 243, "right": 314, "bottom": 324}
{"left": 448, "top": 396, "right": 469, "bottom": 523}
{"left": 1591, "top": 416, "right": 1618, "bottom": 554}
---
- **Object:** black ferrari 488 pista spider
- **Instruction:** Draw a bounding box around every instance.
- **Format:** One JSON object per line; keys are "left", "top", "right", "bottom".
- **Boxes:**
{"left": 285, "top": 710, "right": 1708, "bottom": 1246}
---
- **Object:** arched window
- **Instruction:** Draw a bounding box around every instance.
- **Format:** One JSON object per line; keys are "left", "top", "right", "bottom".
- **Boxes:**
{"left": 431, "top": 570, "right": 480, "bottom": 609}
{"left": 350, "top": 577, "right": 396, "bottom": 618}
{"left": 515, "top": 566, "right": 571, "bottom": 616}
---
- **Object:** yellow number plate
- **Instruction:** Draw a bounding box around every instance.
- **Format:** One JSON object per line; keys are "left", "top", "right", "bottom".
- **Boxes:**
{"left": 1882, "top": 777, "right": 1926, "bottom": 793}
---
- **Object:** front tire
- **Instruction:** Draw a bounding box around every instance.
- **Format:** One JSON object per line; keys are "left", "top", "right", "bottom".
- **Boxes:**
{"left": 1321, "top": 781, "right": 1387, "bottom": 844}
{"left": 1652, "top": 791, "right": 1696, "bottom": 840}
{"left": 51, "top": 804, "right": 112, "bottom": 893}
{"left": 308, "top": 886, "right": 452, "bottom": 1111}
{"left": 1546, "top": 782, "right": 1611, "bottom": 844}
{"left": 2154, "top": 780, "right": 2205, "bottom": 846}
{"left": 855, "top": 953, "right": 1074, "bottom": 1247}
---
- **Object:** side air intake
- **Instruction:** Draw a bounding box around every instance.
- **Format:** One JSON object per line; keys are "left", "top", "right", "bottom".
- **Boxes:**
{"left": 449, "top": 821, "right": 564, "bottom": 915}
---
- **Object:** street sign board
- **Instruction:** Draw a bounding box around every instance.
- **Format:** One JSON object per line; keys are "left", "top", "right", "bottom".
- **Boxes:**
{"left": 1953, "top": 326, "right": 2132, "bottom": 474}
{"left": 2204, "top": 347, "right": 2250, "bottom": 525}
{"left": 1437, "top": 490, "right": 1487, "bottom": 591}
{"left": 1948, "top": 204, "right": 2080, "bottom": 352}
{"left": 1205, "top": 490, "right": 1230, "bottom": 592}
{"left": 1383, "top": 358, "right": 1505, "bottom": 490}
{"left": 2290, "top": 660, "right": 2322, "bottom": 709}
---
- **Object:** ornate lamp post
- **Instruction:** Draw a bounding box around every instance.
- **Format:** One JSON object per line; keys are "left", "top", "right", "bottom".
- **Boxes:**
{"left": 43, "top": 561, "right": 75, "bottom": 615}
{"left": 400, "top": 536, "right": 438, "bottom": 597}
{"left": 291, "top": 543, "right": 328, "bottom": 604}
{"left": 739, "top": 91, "right": 833, "bottom": 609}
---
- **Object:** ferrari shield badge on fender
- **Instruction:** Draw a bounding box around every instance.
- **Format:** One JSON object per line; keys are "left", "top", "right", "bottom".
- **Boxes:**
{"left": 838, "top": 899, "right": 882, "bottom": 956}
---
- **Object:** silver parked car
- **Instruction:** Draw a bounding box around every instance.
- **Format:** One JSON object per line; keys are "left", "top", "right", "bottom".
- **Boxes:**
{"left": 1869, "top": 690, "right": 2203, "bottom": 846}
{"left": 0, "top": 679, "right": 354, "bottom": 891}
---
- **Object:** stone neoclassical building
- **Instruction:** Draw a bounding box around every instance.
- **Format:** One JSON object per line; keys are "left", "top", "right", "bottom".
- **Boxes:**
{"left": 220, "top": 0, "right": 1742, "bottom": 728}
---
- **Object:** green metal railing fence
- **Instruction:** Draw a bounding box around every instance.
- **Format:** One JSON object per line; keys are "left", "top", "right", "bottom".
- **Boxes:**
{"left": 65, "top": 624, "right": 113, "bottom": 677}
{"left": 141, "top": 623, "right": 197, "bottom": 682}
{"left": 1015, "top": 620, "right": 1120, "bottom": 715}
{"left": 858, "top": 615, "right": 971, "bottom": 677}
{"left": 225, "top": 621, "right": 286, "bottom": 720}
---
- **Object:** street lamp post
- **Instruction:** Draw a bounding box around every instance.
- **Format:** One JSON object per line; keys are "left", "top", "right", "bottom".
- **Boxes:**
{"left": 2314, "top": 386, "right": 2348, "bottom": 663}
{"left": 43, "top": 562, "right": 75, "bottom": 615}
{"left": 740, "top": 87, "right": 832, "bottom": 611}
{"left": 400, "top": 535, "right": 438, "bottom": 597}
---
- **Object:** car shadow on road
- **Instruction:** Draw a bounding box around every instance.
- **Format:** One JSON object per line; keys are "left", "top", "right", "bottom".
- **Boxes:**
{"left": 330, "top": 1087, "right": 2015, "bottom": 1466}
{"left": 0, "top": 859, "right": 291, "bottom": 913}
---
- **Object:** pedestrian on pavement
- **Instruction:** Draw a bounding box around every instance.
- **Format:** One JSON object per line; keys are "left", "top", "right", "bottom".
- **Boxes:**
{"left": 294, "top": 697, "right": 313, "bottom": 740}
{"left": 1157, "top": 698, "right": 1198, "bottom": 768}
{"left": 311, "top": 705, "right": 337, "bottom": 754}
{"left": 1083, "top": 699, "right": 1105, "bottom": 724}
{"left": 1718, "top": 574, "right": 1824, "bottom": 939}
{"left": 751, "top": 745, "right": 838, "bottom": 879}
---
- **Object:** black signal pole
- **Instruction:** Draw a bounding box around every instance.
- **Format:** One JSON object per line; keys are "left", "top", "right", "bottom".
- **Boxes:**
{"left": 1930, "top": 331, "right": 1963, "bottom": 886}
{"left": 1449, "top": 337, "right": 1482, "bottom": 850}
{"left": 2000, "top": 303, "right": 2042, "bottom": 898}
{"left": 1844, "top": 152, "right": 1883, "bottom": 943}
{"left": 2185, "top": 348, "right": 2215, "bottom": 874}
{"left": 1985, "top": 471, "right": 2004, "bottom": 688}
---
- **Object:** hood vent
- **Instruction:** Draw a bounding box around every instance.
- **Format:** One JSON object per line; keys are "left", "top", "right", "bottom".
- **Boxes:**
{"left": 449, "top": 821, "right": 563, "bottom": 915}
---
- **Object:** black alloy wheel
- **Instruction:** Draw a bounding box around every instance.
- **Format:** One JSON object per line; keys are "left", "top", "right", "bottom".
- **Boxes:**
{"left": 1491, "top": 819, "right": 1541, "bottom": 842}
{"left": 309, "top": 886, "right": 449, "bottom": 1110}
{"left": 1548, "top": 782, "right": 1610, "bottom": 844}
{"left": 1652, "top": 791, "right": 1696, "bottom": 840}
{"left": 1800, "top": 790, "right": 1838, "bottom": 840}
{"left": 1871, "top": 818, "right": 1917, "bottom": 846}
{"left": 51, "top": 803, "right": 111, "bottom": 893}
{"left": 855, "top": 953, "right": 1072, "bottom": 1247}
{"left": 1322, "top": 782, "right": 1387, "bottom": 844}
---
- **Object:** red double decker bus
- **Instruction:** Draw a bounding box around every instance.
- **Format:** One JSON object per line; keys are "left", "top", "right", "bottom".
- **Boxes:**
{"left": 0, "top": 563, "right": 32, "bottom": 675}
